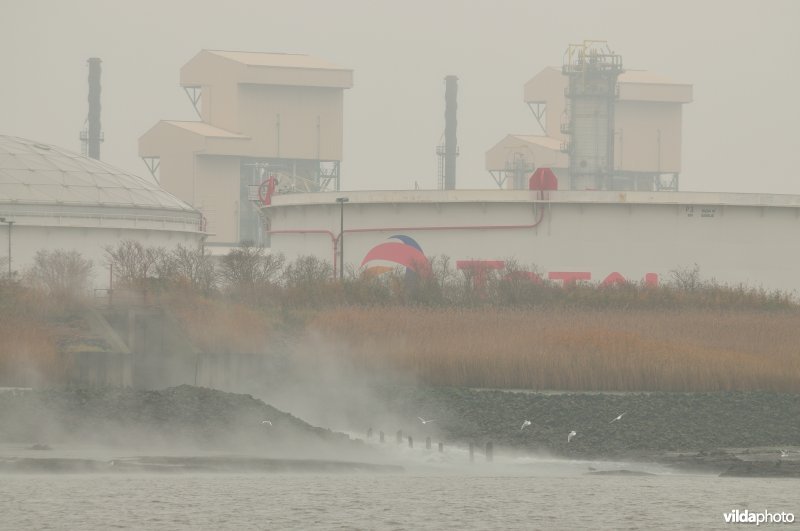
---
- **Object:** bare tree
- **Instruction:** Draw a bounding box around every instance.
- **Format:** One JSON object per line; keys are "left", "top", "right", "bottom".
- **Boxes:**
{"left": 104, "top": 240, "right": 160, "bottom": 288}
{"left": 26, "top": 249, "right": 93, "bottom": 301}
{"left": 169, "top": 244, "right": 217, "bottom": 293}
{"left": 669, "top": 263, "right": 703, "bottom": 291}
{"left": 283, "top": 255, "right": 332, "bottom": 287}
{"left": 221, "top": 243, "right": 284, "bottom": 290}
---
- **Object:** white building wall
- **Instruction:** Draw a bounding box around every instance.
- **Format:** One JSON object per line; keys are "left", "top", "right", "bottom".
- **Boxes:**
{"left": 5, "top": 225, "right": 204, "bottom": 289}
{"left": 265, "top": 190, "right": 800, "bottom": 292}
{"left": 0, "top": 212, "right": 204, "bottom": 289}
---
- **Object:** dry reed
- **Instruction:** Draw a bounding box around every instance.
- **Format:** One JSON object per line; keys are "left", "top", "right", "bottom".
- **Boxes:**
{"left": 308, "top": 307, "right": 800, "bottom": 392}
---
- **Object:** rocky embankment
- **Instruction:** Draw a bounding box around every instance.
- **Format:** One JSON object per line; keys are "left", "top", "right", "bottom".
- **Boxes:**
{"left": 0, "top": 385, "right": 366, "bottom": 459}
{"left": 371, "top": 387, "right": 800, "bottom": 475}
{"left": 2, "top": 385, "right": 799, "bottom": 476}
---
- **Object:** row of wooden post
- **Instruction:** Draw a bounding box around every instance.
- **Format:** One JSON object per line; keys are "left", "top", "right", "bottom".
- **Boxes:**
{"left": 368, "top": 429, "right": 493, "bottom": 461}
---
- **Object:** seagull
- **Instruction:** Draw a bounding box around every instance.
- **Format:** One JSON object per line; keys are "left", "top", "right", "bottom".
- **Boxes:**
{"left": 568, "top": 430, "right": 577, "bottom": 443}
{"left": 780, "top": 449, "right": 789, "bottom": 458}
{"left": 261, "top": 420, "right": 272, "bottom": 426}
{"left": 417, "top": 417, "right": 435, "bottom": 424}
{"left": 609, "top": 412, "right": 627, "bottom": 423}
{"left": 520, "top": 420, "right": 532, "bottom": 430}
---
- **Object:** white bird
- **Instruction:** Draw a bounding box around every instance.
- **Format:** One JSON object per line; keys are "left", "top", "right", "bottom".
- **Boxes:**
{"left": 609, "top": 412, "right": 627, "bottom": 423}
{"left": 780, "top": 449, "right": 789, "bottom": 458}
{"left": 568, "top": 430, "right": 577, "bottom": 443}
{"left": 261, "top": 420, "right": 272, "bottom": 426}
{"left": 520, "top": 420, "right": 532, "bottom": 430}
{"left": 417, "top": 417, "right": 435, "bottom": 424}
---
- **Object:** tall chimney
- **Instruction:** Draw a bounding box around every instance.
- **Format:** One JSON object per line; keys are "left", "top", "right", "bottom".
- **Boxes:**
{"left": 443, "top": 75, "right": 458, "bottom": 190}
{"left": 86, "top": 57, "right": 103, "bottom": 159}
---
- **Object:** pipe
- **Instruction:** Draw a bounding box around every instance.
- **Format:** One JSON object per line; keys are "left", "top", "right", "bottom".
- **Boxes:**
{"left": 342, "top": 192, "right": 545, "bottom": 236}
{"left": 266, "top": 195, "right": 546, "bottom": 277}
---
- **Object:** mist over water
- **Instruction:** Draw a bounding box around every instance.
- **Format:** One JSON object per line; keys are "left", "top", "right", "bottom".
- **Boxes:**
{"left": 2, "top": 472, "right": 798, "bottom": 530}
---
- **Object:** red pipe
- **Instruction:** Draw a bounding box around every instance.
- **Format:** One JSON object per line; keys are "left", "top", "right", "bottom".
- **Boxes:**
{"left": 267, "top": 193, "right": 547, "bottom": 279}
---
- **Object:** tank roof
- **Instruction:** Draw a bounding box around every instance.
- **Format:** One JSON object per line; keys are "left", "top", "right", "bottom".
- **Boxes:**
{"left": 0, "top": 135, "right": 197, "bottom": 212}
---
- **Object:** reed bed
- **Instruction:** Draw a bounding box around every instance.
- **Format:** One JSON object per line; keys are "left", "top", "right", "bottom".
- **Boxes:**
{"left": 0, "top": 282, "right": 61, "bottom": 386}
{"left": 308, "top": 307, "right": 800, "bottom": 392}
{"left": 164, "top": 293, "right": 274, "bottom": 355}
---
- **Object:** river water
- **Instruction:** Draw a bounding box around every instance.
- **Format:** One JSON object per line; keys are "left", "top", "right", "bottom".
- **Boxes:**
{"left": 2, "top": 459, "right": 797, "bottom": 530}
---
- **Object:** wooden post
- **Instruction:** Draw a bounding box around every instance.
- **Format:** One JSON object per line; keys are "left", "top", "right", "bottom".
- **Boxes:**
{"left": 486, "top": 441, "right": 494, "bottom": 462}
{"left": 379, "top": 431, "right": 385, "bottom": 443}
{"left": 469, "top": 442, "right": 474, "bottom": 462}
{"left": 438, "top": 442, "right": 444, "bottom": 453}
{"left": 408, "top": 436, "right": 413, "bottom": 448}
{"left": 426, "top": 437, "right": 431, "bottom": 450}
{"left": 127, "top": 309, "right": 136, "bottom": 354}
{"left": 396, "top": 430, "right": 402, "bottom": 444}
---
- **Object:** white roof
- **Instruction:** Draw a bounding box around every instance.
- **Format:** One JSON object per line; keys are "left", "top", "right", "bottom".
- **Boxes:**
{"left": 162, "top": 121, "right": 249, "bottom": 139}
{"left": 506, "top": 135, "right": 563, "bottom": 151}
{"left": 207, "top": 50, "right": 349, "bottom": 71}
{"left": 619, "top": 69, "right": 686, "bottom": 85}
{"left": 0, "top": 136, "right": 197, "bottom": 212}
{"left": 269, "top": 189, "right": 800, "bottom": 210}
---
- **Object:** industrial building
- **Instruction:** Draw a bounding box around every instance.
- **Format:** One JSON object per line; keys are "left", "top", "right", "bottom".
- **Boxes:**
{"left": 264, "top": 189, "right": 800, "bottom": 292}
{"left": 260, "top": 42, "right": 800, "bottom": 293}
{"left": 486, "top": 42, "right": 692, "bottom": 191}
{"left": 0, "top": 136, "right": 205, "bottom": 285}
{"left": 139, "top": 50, "right": 353, "bottom": 249}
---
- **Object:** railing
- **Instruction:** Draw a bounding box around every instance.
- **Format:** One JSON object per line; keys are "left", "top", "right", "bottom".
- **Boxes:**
{"left": 0, "top": 208, "right": 202, "bottom": 230}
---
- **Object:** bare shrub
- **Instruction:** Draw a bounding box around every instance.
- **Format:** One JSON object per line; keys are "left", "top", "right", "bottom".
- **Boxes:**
{"left": 282, "top": 255, "right": 336, "bottom": 308}
{"left": 104, "top": 240, "right": 160, "bottom": 288}
{"left": 221, "top": 244, "right": 284, "bottom": 291}
{"left": 283, "top": 255, "right": 333, "bottom": 286}
{"left": 25, "top": 249, "right": 93, "bottom": 304}
{"left": 668, "top": 263, "right": 703, "bottom": 291}
{"left": 168, "top": 244, "right": 217, "bottom": 294}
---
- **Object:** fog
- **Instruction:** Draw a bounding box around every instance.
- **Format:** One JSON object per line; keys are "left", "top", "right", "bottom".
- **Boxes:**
{"left": 2, "top": 0, "right": 799, "bottom": 194}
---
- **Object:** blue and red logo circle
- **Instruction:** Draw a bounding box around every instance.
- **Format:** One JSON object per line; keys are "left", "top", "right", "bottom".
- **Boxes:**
{"left": 360, "top": 235, "right": 431, "bottom": 278}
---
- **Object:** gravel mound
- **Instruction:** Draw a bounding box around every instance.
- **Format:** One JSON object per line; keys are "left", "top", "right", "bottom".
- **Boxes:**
{"left": 0, "top": 385, "right": 363, "bottom": 457}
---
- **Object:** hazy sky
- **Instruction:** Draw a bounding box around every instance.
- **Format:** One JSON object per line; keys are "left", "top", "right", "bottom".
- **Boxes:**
{"left": 2, "top": 0, "right": 799, "bottom": 194}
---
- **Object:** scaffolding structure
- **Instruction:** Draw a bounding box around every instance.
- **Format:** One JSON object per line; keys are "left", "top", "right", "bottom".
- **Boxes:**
{"left": 561, "top": 41, "right": 623, "bottom": 190}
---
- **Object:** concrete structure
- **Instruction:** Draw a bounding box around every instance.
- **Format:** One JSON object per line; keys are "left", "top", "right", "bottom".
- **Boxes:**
{"left": 263, "top": 189, "right": 800, "bottom": 293}
{"left": 488, "top": 56, "right": 692, "bottom": 191}
{"left": 0, "top": 136, "right": 204, "bottom": 287}
{"left": 139, "top": 50, "right": 353, "bottom": 248}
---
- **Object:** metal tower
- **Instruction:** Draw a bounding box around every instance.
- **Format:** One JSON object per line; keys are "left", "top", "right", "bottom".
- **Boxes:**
{"left": 561, "top": 41, "right": 622, "bottom": 190}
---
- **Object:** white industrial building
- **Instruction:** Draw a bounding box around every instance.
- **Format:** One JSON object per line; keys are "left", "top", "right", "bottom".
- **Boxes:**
{"left": 139, "top": 50, "right": 353, "bottom": 249}
{"left": 128, "top": 43, "right": 798, "bottom": 294}
{"left": 487, "top": 46, "right": 692, "bottom": 191}
{"left": 264, "top": 189, "right": 800, "bottom": 293}
{"left": 0, "top": 136, "right": 205, "bottom": 286}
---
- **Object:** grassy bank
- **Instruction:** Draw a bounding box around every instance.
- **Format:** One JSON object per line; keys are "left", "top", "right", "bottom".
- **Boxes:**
{"left": 2, "top": 249, "right": 800, "bottom": 392}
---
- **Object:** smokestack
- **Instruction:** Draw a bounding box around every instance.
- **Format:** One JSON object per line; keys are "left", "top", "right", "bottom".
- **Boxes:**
{"left": 443, "top": 75, "right": 458, "bottom": 190}
{"left": 83, "top": 57, "right": 103, "bottom": 160}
